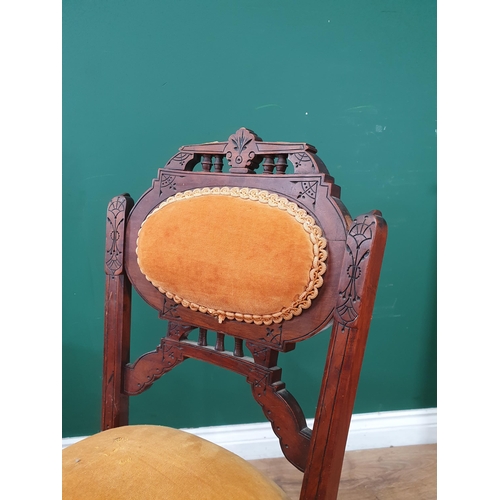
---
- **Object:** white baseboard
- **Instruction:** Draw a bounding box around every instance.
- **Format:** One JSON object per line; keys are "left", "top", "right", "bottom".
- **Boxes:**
{"left": 62, "top": 407, "right": 436, "bottom": 460}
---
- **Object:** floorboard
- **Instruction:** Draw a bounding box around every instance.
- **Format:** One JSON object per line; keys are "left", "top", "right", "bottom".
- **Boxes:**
{"left": 250, "top": 444, "right": 437, "bottom": 499}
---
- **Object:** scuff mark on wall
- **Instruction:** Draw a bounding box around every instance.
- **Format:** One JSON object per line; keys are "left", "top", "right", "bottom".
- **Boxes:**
{"left": 255, "top": 104, "right": 280, "bottom": 110}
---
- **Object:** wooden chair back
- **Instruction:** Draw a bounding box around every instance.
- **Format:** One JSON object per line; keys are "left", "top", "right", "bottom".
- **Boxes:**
{"left": 102, "top": 127, "right": 387, "bottom": 499}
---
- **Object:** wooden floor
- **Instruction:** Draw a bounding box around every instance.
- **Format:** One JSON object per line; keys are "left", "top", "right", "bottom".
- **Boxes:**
{"left": 250, "top": 444, "right": 437, "bottom": 500}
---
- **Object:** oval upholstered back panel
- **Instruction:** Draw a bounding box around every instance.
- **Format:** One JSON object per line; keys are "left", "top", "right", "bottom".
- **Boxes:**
{"left": 136, "top": 187, "right": 327, "bottom": 326}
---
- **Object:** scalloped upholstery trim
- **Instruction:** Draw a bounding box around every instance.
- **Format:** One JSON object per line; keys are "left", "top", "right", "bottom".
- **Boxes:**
{"left": 136, "top": 187, "right": 327, "bottom": 325}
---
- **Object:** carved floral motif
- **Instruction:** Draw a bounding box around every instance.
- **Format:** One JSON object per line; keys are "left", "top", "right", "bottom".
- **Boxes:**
{"left": 335, "top": 215, "right": 374, "bottom": 329}
{"left": 105, "top": 196, "right": 127, "bottom": 275}
{"left": 225, "top": 128, "right": 259, "bottom": 169}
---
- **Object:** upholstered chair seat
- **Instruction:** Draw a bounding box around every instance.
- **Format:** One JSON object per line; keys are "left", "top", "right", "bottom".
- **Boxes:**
{"left": 62, "top": 425, "right": 289, "bottom": 500}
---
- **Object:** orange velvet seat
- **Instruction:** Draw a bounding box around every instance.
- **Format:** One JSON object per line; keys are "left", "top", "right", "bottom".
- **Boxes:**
{"left": 62, "top": 425, "right": 289, "bottom": 500}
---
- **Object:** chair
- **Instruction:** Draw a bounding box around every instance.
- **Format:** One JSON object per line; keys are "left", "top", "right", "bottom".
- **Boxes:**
{"left": 62, "top": 128, "right": 387, "bottom": 499}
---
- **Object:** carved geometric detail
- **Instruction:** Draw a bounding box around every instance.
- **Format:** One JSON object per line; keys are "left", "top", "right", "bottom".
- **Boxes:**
{"left": 160, "top": 299, "right": 181, "bottom": 320}
{"left": 259, "top": 324, "right": 283, "bottom": 346}
{"left": 246, "top": 341, "right": 275, "bottom": 365}
{"left": 159, "top": 173, "right": 181, "bottom": 196}
{"left": 334, "top": 214, "right": 375, "bottom": 329}
{"left": 124, "top": 338, "right": 185, "bottom": 395}
{"left": 292, "top": 180, "right": 319, "bottom": 206}
{"left": 105, "top": 196, "right": 128, "bottom": 275}
{"left": 165, "top": 151, "right": 197, "bottom": 171}
{"left": 163, "top": 128, "right": 330, "bottom": 175}
{"left": 247, "top": 368, "right": 310, "bottom": 471}
{"left": 288, "top": 152, "right": 315, "bottom": 172}
{"left": 167, "top": 322, "right": 195, "bottom": 341}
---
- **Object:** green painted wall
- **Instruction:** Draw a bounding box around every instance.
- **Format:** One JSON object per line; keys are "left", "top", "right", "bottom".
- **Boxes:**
{"left": 63, "top": 0, "right": 436, "bottom": 438}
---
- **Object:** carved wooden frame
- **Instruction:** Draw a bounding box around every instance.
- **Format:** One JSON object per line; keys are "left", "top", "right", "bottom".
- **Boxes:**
{"left": 101, "top": 128, "right": 387, "bottom": 500}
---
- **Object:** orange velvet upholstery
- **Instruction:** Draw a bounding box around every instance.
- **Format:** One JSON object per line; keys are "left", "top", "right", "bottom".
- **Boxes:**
{"left": 62, "top": 425, "right": 290, "bottom": 500}
{"left": 136, "top": 187, "right": 327, "bottom": 324}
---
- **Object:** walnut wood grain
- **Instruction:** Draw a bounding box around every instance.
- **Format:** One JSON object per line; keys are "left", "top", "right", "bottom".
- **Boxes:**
{"left": 102, "top": 194, "right": 134, "bottom": 431}
{"left": 300, "top": 211, "right": 388, "bottom": 500}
